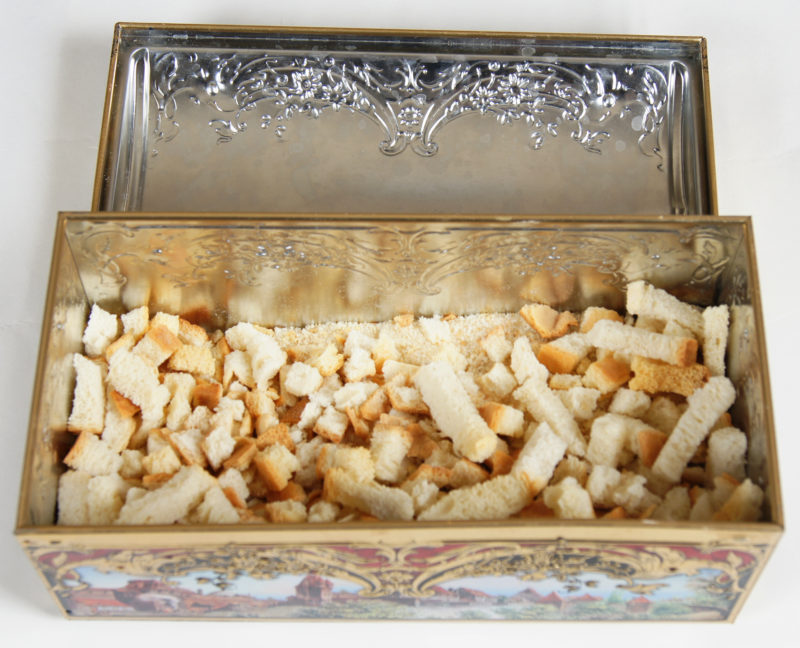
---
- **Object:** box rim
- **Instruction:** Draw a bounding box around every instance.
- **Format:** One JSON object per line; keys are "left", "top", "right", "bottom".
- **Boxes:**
{"left": 17, "top": 211, "right": 781, "bottom": 542}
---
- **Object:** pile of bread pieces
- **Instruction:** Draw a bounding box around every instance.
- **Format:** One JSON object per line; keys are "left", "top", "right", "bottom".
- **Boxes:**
{"left": 58, "top": 280, "right": 764, "bottom": 525}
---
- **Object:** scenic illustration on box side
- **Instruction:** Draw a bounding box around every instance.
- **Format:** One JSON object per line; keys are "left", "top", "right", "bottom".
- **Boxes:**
{"left": 28, "top": 541, "right": 762, "bottom": 621}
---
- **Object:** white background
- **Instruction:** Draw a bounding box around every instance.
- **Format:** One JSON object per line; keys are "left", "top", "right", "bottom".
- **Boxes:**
{"left": 2, "top": 1, "right": 798, "bottom": 646}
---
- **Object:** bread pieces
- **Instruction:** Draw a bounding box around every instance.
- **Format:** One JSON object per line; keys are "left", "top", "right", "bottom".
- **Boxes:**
{"left": 58, "top": 280, "right": 757, "bottom": 526}
{"left": 414, "top": 361, "right": 498, "bottom": 463}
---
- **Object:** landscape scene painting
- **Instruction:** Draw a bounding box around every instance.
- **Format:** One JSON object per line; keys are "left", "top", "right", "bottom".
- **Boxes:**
{"left": 58, "top": 563, "right": 740, "bottom": 620}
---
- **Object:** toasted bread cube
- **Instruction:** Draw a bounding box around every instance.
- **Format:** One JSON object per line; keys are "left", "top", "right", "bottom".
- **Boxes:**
{"left": 513, "top": 377, "right": 586, "bottom": 457}
{"left": 265, "top": 500, "right": 307, "bottom": 523}
{"left": 254, "top": 444, "right": 299, "bottom": 491}
{"left": 712, "top": 479, "right": 763, "bottom": 522}
{"left": 480, "top": 362, "right": 517, "bottom": 399}
{"left": 57, "top": 470, "right": 92, "bottom": 525}
{"left": 608, "top": 388, "right": 651, "bottom": 418}
{"left": 580, "top": 307, "right": 624, "bottom": 333}
{"left": 82, "top": 304, "right": 119, "bottom": 357}
{"left": 168, "top": 344, "right": 216, "bottom": 377}
{"left": 121, "top": 305, "right": 149, "bottom": 340}
{"left": 520, "top": 304, "right": 578, "bottom": 340}
{"left": 448, "top": 459, "right": 489, "bottom": 489}
{"left": 314, "top": 406, "right": 349, "bottom": 443}
{"left": 64, "top": 431, "right": 123, "bottom": 476}
{"left": 510, "top": 337, "right": 548, "bottom": 384}
{"left": 370, "top": 424, "right": 413, "bottom": 483}
{"left": 587, "top": 319, "right": 697, "bottom": 367}
{"left": 284, "top": 362, "right": 324, "bottom": 397}
{"left": 133, "top": 325, "right": 181, "bottom": 368}
{"left": 194, "top": 485, "right": 240, "bottom": 523}
{"left": 537, "top": 333, "right": 591, "bottom": 374}
{"left": 542, "top": 477, "right": 594, "bottom": 519}
{"left": 480, "top": 326, "right": 513, "bottom": 363}
{"left": 479, "top": 402, "right": 525, "bottom": 438}
{"left": 308, "top": 500, "right": 340, "bottom": 523}
{"left": 557, "top": 386, "right": 601, "bottom": 421}
{"left": 142, "top": 444, "right": 182, "bottom": 476}
{"left": 343, "top": 347, "right": 377, "bottom": 382}
{"left": 582, "top": 355, "right": 631, "bottom": 394}
{"left": 652, "top": 486, "right": 691, "bottom": 521}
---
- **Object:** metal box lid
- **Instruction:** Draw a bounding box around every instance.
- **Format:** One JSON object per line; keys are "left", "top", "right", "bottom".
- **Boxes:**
{"left": 94, "top": 25, "right": 716, "bottom": 215}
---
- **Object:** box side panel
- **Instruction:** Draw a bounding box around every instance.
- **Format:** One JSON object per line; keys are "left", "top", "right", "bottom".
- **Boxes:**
{"left": 18, "top": 222, "right": 88, "bottom": 527}
{"left": 63, "top": 217, "right": 739, "bottom": 329}
{"left": 21, "top": 538, "right": 772, "bottom": 621}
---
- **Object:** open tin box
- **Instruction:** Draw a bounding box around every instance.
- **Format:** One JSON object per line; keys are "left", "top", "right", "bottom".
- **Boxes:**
{"left": 16, "top": 25, "right": 781, "bottom": 621}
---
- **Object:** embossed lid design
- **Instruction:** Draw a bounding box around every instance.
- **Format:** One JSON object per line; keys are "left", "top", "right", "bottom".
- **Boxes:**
{"left": 95, "top": 25, "right": 715, "bottom": 215}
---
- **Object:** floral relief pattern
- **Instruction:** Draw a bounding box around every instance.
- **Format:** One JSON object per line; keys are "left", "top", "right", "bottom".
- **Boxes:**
{"left": 149, "top": 50, "right": 671, "bottom": 159}
{"left": 66, "top": 221, "right": 736, "bottom": 301}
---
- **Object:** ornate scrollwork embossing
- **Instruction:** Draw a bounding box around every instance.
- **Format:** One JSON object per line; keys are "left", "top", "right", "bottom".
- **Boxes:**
{"left": 67, "top": 221, "right": 734, "bottom": 301}
{"left": 149, "top": 49, "right": 668, "bottom": 159}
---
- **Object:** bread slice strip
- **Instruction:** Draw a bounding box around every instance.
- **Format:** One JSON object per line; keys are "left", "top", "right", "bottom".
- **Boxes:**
{"left": 587, "top": 319, "right": 697, "bottom": 367}
{"left": 513, "top": 377, "right": 586, "bottom": 457}
{"left": 417, "top": 474, "right": 531, "bottom": 521}
{"left": 513, "top": 422, "right": 568, "bottom": 495}
{"left": 626, "top": 280, "right": 704, "bottom": 337}
{"left": 651, "top": 376, "right": 737, "bottom": 483}
{"left": 580, "top": 307, "right": 624, "bottom": 333}
{"left": 413, "top": 361, "right": 498, "bottom": 462}
{"left": 116, "top": 464, "right": 216, "bottom": 524}
{"left": 702, "top": 305, "right": 730, "bottom": 377}
{"left": 67, "top": 354, "right": 106, "bottom": 434}
{"left": 323, "top": 467, "right": 414, "bottom": 520}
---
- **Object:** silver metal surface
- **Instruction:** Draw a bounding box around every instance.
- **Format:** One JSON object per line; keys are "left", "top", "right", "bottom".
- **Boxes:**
{"left": 96, "top": 26, "right": 713, "bottom": 215}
